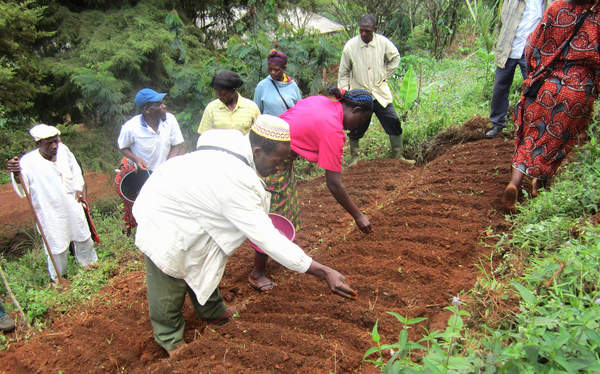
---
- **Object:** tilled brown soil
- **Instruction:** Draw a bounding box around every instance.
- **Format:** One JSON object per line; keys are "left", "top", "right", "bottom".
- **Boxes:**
{"left": 0, "top": 118, "right": 517, "bottom": 373}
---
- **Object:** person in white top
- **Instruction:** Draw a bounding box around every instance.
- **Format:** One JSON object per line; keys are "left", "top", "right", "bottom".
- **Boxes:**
{"left": 117, "top": 88, "right": 184, "bottom": 171}
{"left": 115, "top": 88, "right": 185, "bottom": 234}
{"left": 7, "top": 124, "right": 98, "bottom": 281}
{"left": 486, "top": 0, "right": 552, "bottom": 138}
{"left": 133, "top": 115, "right": 357, "bottom": 356}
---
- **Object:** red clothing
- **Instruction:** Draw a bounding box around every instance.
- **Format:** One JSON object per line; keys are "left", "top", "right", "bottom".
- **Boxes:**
{"left": 513, "top": 1, "right": 600, "bottom": 179}
{"left": 281, "top": 96, "right": 346, "bottom": 172}
{"left": 114, "top": 157, "right": 137, "bottom": 230}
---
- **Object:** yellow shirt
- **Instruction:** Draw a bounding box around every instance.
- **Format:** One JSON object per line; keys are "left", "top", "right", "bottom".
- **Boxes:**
{"left": 337, "top": 33, "right": 400, "bottom": 107}
{"left": 197, "top": 93, "right": 261, "bottom": 135}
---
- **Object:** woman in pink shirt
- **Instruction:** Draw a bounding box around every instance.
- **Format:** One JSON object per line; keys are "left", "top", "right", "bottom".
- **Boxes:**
{"left": 249, "top": 88, "right": 374, "bottom": 291}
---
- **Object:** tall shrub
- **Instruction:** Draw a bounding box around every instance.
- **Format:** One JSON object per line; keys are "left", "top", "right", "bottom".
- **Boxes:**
{"left": 0, "top": 0, "right": 53, "bottom": 119}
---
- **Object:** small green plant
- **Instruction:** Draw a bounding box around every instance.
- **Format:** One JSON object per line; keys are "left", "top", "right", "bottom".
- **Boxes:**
{"left": 363, "top": 314, "right": 426, "bottom": 369}
{"left": 465, "top": 0, "right": 498, "bottom": 92}
{"left": 390, "top": 65, "right": 419, "bottom": 116}
{"left": 364, "top": 299, "right": 479, "bottom": 373}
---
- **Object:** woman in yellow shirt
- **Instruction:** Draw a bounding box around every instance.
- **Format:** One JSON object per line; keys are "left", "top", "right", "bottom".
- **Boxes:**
{"left": 197, "top": 70, "right": 261, "bottom": 137}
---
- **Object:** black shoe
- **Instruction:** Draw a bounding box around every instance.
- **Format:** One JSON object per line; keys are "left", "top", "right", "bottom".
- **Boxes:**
{"left": 0, "top": 314, "right": 15, "bottom": 332}
{"left": 485, "top": 126, "right": 503, "bottom": 138}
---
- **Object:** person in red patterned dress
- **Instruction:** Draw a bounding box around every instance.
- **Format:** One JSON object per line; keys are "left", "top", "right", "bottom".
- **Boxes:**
{"left": 503, "top": 0, "right": 600, "bottom": 210}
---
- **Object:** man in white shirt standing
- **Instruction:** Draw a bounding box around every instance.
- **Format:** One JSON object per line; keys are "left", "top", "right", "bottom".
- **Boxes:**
{"left": 7, "top": 124, "right": 98, "bottom": 281}
{"left": 338, "top": 14, "right": 415, "bottom": 165}
{"left": 118, "top": 88, "right": 184, "bottom": 170}
{"left": 486, "top": 0, "right": 552, "bottom": 138}
{"left": 133, "top": 115, "right": 357, "bottom": 356}
{"left": 115, "top": 88, "right": 184, "bottom": 233}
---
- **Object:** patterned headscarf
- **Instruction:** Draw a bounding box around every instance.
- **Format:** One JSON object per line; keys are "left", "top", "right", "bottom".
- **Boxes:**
{"left": 327, "top": 88, "right": 373, "bottom": 112}
{"left": 267, "top": 50, "right": 288, "bottom": 67}
{"left": 343, "top": 89, "right": 374, "bottom": 109}
{"left": 251, "top": 114, "right": 290, "bottom": 141}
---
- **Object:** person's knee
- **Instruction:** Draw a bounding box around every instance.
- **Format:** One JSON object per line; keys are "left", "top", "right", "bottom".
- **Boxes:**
{"left": 376, "top": 107, "right": 402, "bottom": 135}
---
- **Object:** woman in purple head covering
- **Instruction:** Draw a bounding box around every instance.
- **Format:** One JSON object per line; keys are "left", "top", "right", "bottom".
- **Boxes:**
{"left": 253, "top": 50, "right": 302, "bottom": 116}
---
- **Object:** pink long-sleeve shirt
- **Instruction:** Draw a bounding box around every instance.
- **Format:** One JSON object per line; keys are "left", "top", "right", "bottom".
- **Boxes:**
{"left": 281, "top": 96, "right": 346, "bottom": 172}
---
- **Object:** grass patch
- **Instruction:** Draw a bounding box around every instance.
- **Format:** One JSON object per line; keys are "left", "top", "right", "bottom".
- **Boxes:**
{"left": 353, "top": 53, "right": 489, "bottom": 166}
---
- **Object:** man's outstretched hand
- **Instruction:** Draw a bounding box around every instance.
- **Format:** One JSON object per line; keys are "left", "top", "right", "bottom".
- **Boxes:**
{"left": 307, "top": 261, "right": 357, "bottom": 299}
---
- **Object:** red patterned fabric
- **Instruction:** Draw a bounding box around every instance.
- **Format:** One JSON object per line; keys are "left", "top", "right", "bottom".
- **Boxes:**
{"left": 513, "top": 1, "right": 600, "bottom": 179}
{"left": 114, "top": 157, "right": 137, "bottom": 229}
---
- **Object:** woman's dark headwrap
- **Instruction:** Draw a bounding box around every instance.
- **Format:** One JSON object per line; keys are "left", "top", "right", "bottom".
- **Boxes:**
{"left": 267, "top": 49, "right": 288, "bottom": 67}
{"left": 210, "top": 70, "right": 243, "bottom": 90}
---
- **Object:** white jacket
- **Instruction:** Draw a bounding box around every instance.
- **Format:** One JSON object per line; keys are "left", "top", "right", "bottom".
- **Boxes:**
{"left": 133, "top": 129, "right": 312, "bottom": 304}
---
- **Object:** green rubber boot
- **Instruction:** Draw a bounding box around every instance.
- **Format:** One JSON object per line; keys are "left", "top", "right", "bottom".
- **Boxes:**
{"left": 348, "top": 138, "right": 359, "bottom": 166}
{"left": 389, "top": 135, "right": 415, "bottom": 165}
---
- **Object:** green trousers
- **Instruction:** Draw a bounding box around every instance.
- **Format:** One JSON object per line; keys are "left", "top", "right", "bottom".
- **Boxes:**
{"left": 144, "top": 255, "right": 227, "bottom": 351}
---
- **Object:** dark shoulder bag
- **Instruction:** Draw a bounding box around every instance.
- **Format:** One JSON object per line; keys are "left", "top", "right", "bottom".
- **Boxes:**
{"left": 270, "top": 79, "right": 291, "bottom": 110}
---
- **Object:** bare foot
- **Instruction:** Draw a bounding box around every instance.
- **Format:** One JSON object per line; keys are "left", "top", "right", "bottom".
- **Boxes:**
{"left": 248, "top": 274, "right": 274, "bottom": 292}
{"left": 502, "top": 183, "right": 518, "bottom": 212}
{"left": 532, "top": 178, "right": 545, "bottom": 197}
{"left": 167, "top": 343, "right": 188, "bottom": 358}
{"left": 209, "top": 305, "right": 237, "bottom": 325}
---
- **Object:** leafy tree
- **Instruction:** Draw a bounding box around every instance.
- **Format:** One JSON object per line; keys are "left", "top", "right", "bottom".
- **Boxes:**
{"left": 0, "top": 0, "right": 53, "bottom": 119}
{"left": 38, "top": 2, "right": 178, "bottom": 126}
{"left": 422, "top": 0, "right": 463, "bottom": 58}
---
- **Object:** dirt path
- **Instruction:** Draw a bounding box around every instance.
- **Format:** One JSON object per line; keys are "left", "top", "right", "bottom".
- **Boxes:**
{"left": 0, "top": 119, "right": 516, "bottom": 373}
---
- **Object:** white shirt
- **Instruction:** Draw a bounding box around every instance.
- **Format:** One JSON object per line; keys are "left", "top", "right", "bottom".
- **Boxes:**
{"left": 510, "top": 0, "right": 544, "bottom": 59}
{"left": 133, "top": 129, "right": 312, "bottom": 305}
{"left": 11, "top": 143, "right": 90, "bottom": 254}
{"left": 117, "top": 112, "right": 184, "bottom": 170}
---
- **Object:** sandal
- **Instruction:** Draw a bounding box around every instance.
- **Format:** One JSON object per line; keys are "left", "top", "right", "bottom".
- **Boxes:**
{"left": 248, "top": 275, "right": 274, "bottom": 292}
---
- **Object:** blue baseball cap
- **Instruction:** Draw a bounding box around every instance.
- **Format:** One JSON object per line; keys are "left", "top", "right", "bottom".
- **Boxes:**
{"left": 135, "top": 88, "right": 167, "bottom": 108}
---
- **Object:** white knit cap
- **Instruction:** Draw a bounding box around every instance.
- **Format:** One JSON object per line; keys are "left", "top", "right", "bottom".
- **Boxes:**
{"left": 250, "top": 114, "right": 290, "bottom": 141}
{"left": 29, "top": 124, "right": 61, "bottom": 142}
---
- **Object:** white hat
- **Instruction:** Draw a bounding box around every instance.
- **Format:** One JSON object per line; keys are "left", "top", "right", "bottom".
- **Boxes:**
{"left": 250, "top": 114, "right": 290, "bottom": 141}
{"left": 29, "top": 124, "right": 61, "bottom": 142}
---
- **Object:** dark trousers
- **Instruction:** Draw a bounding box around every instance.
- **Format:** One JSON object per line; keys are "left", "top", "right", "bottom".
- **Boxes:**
{"left": 349, "top": 100, "right": 402, "bottom": 140}
{"left": 490, "top": 56, "right": 528, "bottom": 128}
{"left": 0, "top": 299, "right": 5, "bottom": 317}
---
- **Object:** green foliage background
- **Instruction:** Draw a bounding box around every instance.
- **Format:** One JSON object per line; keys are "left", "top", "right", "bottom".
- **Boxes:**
{"left": 0, "top": 0, "right": 496, "bottom": 170}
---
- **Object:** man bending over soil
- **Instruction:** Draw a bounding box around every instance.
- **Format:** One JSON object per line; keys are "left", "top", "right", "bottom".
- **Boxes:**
{"left": 133, "top": 115, "right": 356, "bottom": 356}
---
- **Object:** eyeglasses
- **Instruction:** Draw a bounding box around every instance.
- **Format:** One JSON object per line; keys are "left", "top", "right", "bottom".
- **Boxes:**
{"left": 147, "top": 101, "right": 165, "bottom": 109}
